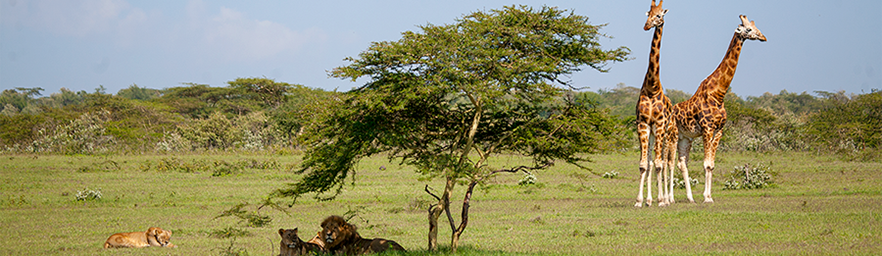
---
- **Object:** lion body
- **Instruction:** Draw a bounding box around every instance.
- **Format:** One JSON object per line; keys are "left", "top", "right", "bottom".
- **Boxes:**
{"left": 307, "top": 231, "right": 326, "bottom": 249}
{"left": 103, "top": 227, "right": 176, "bottom": 248}
{"left": 321, "top": 215, "right": 406, "bottom": 255}
{"left": 279, "top": 228, "right": 324, "bottom": 256}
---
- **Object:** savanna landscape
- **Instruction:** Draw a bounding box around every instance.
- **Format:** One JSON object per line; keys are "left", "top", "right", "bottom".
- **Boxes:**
{"left": 1, "top": 152, "right": 880, "bottom": 255}
{"left": 2, "top": 5, "right": 881, "bottom": 256}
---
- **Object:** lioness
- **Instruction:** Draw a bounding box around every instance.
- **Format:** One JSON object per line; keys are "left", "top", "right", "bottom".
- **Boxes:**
{"left": 279, "top": 228, "right": 324, "bottom": 256}
{"left": 321, "top": 215, "right": 405, "bottom": 255}
{"left": 103, "top": 227, "right": 177, "bottom": 248}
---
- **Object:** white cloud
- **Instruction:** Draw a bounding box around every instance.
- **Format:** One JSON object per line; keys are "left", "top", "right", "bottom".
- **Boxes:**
{"left": 195, "top": 6, "right": 325, "bottom": 62}
{"left": 6, "top": 0, "right": 130, "bottom": 37}
{"left": 2, "top": 0, "right": 326, "bottom": 63}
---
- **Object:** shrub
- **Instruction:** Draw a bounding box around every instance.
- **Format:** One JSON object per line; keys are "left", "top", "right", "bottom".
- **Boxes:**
{"left": 804, "top": 91, "right": 882, "bottom": 158}
{"left": 154, "top": 157, "right": 208, "bottom": 173}
{"left": 602, "top": 170, "right": 619, "bottom": 179}
{"left": 155, "top": 132, "right": 193, "bottom": 152}
{"left": 672, "top": 176, "right": 699, "bottom": 189}
{"left": 724, "top": 164, "right": 775, "bottom": 190}
{"left": 518, "top": 173, "right": 537, "bottom": 186}
{"left": 75, "top": 187, "right": 102, "bottom": 201}
{"left": 210, "top": 161, "right": 240, "bottom": 177}
{"left": 29, "top": 110, "right": 115, "bottom": 154}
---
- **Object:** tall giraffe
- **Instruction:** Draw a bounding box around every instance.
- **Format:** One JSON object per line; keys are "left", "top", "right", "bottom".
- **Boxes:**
{"left": 672, "top": 15, "right": 767, "bottom": 203}
{"left": 635, "top": 0, "right": 675, "bottom": 207}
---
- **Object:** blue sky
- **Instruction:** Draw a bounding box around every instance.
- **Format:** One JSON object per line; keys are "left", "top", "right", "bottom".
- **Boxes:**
{"left": 1, "top": 0, "right": 880, "bottom": 97}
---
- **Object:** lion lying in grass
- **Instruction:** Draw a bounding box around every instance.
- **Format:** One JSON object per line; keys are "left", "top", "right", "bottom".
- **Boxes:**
{"left": 103, "top": 227, "right": 177, "bottom": 248}
{"left": 278, "top": 228, "right": 324, "bottom": 256}
{"left": 321, "top": 215, "right": 406, "bottom": 255}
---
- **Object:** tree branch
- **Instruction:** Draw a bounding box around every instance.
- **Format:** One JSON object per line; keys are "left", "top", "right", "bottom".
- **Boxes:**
{"left": 454, "top": 162, "right": 553, "bottom": 237}
{"left": 425, "top": 185, "right": 456, "bottom": 233}
{"left": 424, "top": 185, "right": 441, "bottom": 201}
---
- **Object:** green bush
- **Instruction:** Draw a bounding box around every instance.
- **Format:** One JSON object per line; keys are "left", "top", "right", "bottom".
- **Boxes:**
{"left": 724, "top": 164, "right": 775, "bottom": 190}
{"left": 672, "top": 176, "right": 698, "bottom": 189}
{"left": 153, "top": 157, "right": 210, "bottom": 173}
{"left": 518, "top": 173, "right": 537, "bottom": 186}
{"left": 805, "top": 91, "right": 881, "bottom": 159}
{"left": 29, "top": 110, "right": 115, "bottom": 154}
{"left": 75, "top": 187, "right": 102, "bottom": 201}
{"left": 602, "top": 171, "right": 619, "bottom": 179}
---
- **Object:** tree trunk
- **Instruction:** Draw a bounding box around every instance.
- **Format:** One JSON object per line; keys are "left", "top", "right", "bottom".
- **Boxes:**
{"left": 427, "top": 203, "right": 442, "bottom": 251}
{"left": 450, "top": 179, "right": 478, "bottom": 253}
{"left": 434, "top": 97, "right": 482, "bottom": 252}
{"left": 427, "top": 176, "right": 457, "bottom": 251}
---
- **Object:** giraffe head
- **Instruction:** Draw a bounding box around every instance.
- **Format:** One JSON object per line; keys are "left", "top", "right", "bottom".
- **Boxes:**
{"left": 644, "top": 0, "right": 668, "bottom": 31}
{"left": 735, "top": 15, "right": 767, "bottom": 41}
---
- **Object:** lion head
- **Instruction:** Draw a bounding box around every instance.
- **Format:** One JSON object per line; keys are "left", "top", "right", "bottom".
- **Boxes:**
{"left": 144, "top": 227, "right": 176, "bottom": 248}
{"left": 320, "top": 215, "right": 358, "bottom": 249}
{"left": 278, "top": 228, "right": 300, "bottom": 255}
{"left": 279, "top": 228, "right": 324, "bottom": 256}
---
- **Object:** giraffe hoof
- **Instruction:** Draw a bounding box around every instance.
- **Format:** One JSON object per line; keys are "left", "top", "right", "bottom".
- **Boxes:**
{"left": 704, "top": 198, "right": 714, "bottom": 203}
{"left": 634, "top": 202, "right": 644, "bottom": 208}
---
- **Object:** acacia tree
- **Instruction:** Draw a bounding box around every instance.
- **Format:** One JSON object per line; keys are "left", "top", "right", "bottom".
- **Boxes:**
{"left": 273, "top": 5, "right": 629, "bottom": 251}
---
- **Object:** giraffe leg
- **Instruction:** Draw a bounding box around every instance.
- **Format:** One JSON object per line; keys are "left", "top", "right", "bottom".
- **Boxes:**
{"left": 637, "top": 164, "right": 648, "bottom": 208}
{"left": 665, "top": 128, "right": 676, "bottom": 205}
{"left": 647, "top": 159, "right": 654, "bottom": 207}
{"left": 677, "top": 137, "right": 695, "bottom": 203}
{"left": 702, "top": 130, "right": 722, "bottom": 203}
{"left": 661, "top": 162, "right": 669, "bottom": 205}
{"left": 652, "top": 128, "right": 666, "bottom": 206}
{"left": 636, "top": 122, "right": 651, "bottom": 207}
{"left": 656, "top": 159, "right": 666, "bottom": 207}
{"left": 666, "top": 140, "right": 676, "bottom": 204}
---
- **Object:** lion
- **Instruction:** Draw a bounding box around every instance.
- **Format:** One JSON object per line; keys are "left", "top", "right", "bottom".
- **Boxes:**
{"left": 103, "top": 227, "right": 177, "bottom": 248}
{"left": 320, "top": 215, "right": 406, "bottom": 255}
{"left": 307, "top": 231, "right": 326, "bottom": 249}
{"left": 278, "top": 228, "right": 325, "bottom": 256}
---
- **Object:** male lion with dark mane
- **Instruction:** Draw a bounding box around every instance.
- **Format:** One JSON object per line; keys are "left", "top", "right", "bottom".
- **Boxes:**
{"left": 103, "top": 227, "right": 177, "bottom": 248}
{"left": 321, "top": 215, "right": 406, "bottom": 255}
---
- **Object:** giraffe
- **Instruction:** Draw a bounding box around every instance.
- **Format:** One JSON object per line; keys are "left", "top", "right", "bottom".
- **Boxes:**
{"left": 672, "top": 15, "right": 767, "bottom": 203}
{"left": 634, "top": 0, "right": 676, "bottom": 207}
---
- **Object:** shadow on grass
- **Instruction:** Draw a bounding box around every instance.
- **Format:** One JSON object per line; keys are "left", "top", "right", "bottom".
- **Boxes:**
{"left": 373, "top": 245, "right": 548, "bottom": 256}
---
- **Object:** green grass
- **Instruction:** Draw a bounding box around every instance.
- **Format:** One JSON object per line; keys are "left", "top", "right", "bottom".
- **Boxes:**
{"left": 1, "top": 151, "right": 880, "bottom": 255}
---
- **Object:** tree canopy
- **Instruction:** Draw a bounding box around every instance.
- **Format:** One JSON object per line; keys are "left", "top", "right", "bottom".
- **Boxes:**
{"left": 273, "top": 5, "right": 630, "bottom": 251}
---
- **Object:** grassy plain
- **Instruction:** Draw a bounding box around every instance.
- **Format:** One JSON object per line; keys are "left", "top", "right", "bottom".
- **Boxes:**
{"left": 1, "top": 151, "right": 880, "bottom": 255}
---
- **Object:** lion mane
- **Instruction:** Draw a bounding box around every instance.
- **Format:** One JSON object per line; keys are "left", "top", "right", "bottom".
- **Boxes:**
{"left": 320, "top": 215, "right": 406, "bottom": 255}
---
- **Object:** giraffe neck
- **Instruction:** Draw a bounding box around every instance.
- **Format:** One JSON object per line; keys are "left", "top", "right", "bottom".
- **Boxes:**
{"left": 703, "top": 33, "right": 744, "bottom": 103}
{"left": 640, "top": 24, "right": 664, "bottom": 96}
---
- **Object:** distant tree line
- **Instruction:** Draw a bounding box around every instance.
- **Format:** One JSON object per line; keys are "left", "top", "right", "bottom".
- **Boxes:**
{"left": 0, "top": 78, "right": 333, "bottom": 154}
{"left": 1, "top": 80, "right": 879, "bottom": 160}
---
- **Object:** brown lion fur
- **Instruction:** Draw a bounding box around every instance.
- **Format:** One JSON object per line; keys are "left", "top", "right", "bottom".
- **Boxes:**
{"left": 278, "top": 228, "right": 325, "bottom": 256}
{"left": 320, "top": 215, "right": 406, "bottom": 255}
{"left": 307, "top": 231, "right": 326, "bottom": 250}
{"left": 103, "top": 227, "right": 177, "bottom": 248}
